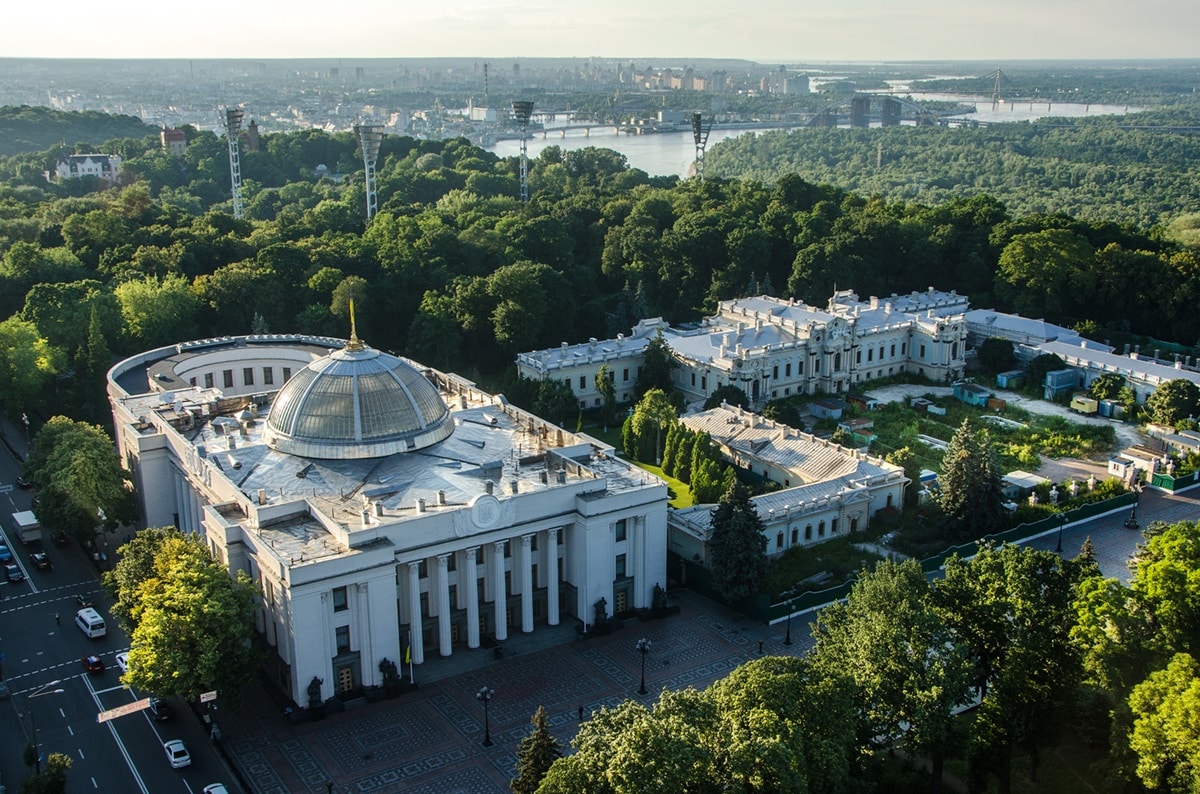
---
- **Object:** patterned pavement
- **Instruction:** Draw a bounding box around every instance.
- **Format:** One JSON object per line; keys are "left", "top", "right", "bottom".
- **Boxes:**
{"left": 220, "top": 487, "right": 1200, "bottom": 794}
{"left": 221, "top": 590, "right": 801, "bottom": 793}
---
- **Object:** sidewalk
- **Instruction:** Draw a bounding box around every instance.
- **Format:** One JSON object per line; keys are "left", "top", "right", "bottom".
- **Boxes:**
{"left": 219, "top": 589, "right": 813, "bottom": 793}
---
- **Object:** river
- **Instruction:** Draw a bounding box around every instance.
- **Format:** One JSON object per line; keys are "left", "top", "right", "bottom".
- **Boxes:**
{"left": 485, "top": 92, "right": 1140, "bottom": 178}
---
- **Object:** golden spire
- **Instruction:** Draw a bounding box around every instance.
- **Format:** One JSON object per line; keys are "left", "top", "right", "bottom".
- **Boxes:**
{"left": 346, "top": 298, "right": 364, "bottom": 351}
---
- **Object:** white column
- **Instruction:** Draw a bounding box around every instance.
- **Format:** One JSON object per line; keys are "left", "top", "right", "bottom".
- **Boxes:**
{"left": 436, "top": 554, "right": 452, "bottom": 657}
{"left": 465, "top": 547, "right": 480, "bottom": 648}
{"left": 493, "top": 540, "right": 508, "bottom": 642}
{"left": 173, "top": 469, "right": 185, "bottom": 529}
{"left": 407, "top": 561, "right": 424, "bottom": 665}
{"left": 632, "top": 516, "right": 645, "bottom": 608}
{"left": 546, "top": 529, "right": 560, "bottom": 626}
{"left": 356, "top": 583, "right": 374, "bottom": 684}
{"left": 520, "top": 534, "right": 534, "bottom": 633}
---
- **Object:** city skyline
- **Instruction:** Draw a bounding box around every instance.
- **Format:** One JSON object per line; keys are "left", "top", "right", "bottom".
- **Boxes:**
{"left": 6, "top": 0, "right": 1199, "bottom": 62}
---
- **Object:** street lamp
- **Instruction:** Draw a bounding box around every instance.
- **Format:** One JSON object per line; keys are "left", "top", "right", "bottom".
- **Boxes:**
{"left": 636, "top": 638, "right": 652, "bottom": 695}
{"left": 782, "top": 591, "right": 797, "bottom": 646}
{"left": 476, "top": 686, "right": 495, "bottom": 747}
{"left": 1055, "top": 512, "right": 1067, "bottom": 553}
{"left": 29, "top": 679, "right": 64, "bottom": 774}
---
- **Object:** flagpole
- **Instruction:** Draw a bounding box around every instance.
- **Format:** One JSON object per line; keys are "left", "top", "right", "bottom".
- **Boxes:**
{"left": 407, "top": 630, "right": 414, "bottom": 684}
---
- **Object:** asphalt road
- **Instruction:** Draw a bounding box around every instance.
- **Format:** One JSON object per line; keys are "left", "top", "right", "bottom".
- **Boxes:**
{"left": 0, "top": 433, "right": 238, "bottom": 794}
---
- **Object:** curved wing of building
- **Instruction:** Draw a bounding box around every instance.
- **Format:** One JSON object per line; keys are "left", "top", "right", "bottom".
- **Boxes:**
{"left": 108, "top": 334, "right": 668, "bottom": 706}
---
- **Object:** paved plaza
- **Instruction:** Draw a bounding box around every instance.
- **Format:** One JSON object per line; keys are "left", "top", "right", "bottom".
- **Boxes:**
{"left": 219, "top": 486, "right": 1200, "bottom": 794}
{"left": 221, "top": 590, "right": 813, "bottom": 794}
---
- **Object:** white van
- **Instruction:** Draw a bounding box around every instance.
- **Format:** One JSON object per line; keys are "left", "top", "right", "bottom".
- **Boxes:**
{"left": 75, "top": 607, "right": 106, "bottom": 638}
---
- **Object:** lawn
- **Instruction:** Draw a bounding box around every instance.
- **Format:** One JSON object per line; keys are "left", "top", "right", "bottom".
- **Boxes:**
{"left": 580, "top": 421, "right": 695, "bottom": 508}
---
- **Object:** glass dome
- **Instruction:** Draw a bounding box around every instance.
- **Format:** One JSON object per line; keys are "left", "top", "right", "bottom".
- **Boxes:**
{"left": 263, "top": 343, "right": 451, "bottom": 459}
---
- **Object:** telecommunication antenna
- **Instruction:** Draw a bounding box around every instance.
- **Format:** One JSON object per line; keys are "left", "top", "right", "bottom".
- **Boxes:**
{"left": 991, "top": 67, "right": 1004, "bottom": 112}
{"left": 691, "top": 112, "right": 712, "bottom": 181}
{"left": 222, "top": 107, "right": 245, "bottom": 219}
{"left": 355, "top": 124, "right": 385, "bottom": 220}
{"left": 511, "top": 100, "right": 534, "bottom": 201}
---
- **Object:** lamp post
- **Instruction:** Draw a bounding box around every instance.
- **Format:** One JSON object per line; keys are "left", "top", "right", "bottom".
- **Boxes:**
{"left": 476, "top": 686, "right": 495, "bottom": 747}
{"left": 29, "top": 679, "right": 64, "bottom": 774}
{"left": 783, "top": 591, "right": 796, "bottom": 646}
{"left": 636, "top": 638, "right": 652, "bottom": 695}
{"left": 1055, "top": 512, "right": 1067, "bottom": 554}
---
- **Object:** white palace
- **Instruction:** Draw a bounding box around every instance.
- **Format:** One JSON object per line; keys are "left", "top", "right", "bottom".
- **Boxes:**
{"left": 108, "top": 332, "right": 667, "bottom": 705}
{"left": 517, "top": 289, "right": 969, "bottom": 409}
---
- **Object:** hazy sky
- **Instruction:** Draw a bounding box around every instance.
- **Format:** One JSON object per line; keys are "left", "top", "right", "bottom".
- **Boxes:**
{"left": 7, "top": 0, "right": 1198, "bottom": 60}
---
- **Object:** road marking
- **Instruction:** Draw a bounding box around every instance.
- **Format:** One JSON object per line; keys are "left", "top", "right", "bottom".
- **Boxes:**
{"left": 84, "top": 672, "right": 149, "bottom": 793}
{"left": 92, "top": 778, "right": 98, "bottom": 788}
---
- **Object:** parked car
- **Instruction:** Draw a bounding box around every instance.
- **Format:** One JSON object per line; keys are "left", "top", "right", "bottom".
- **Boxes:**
{"left": 16, "top": 474, "right": 33, "bottom": 489}
{"left": 0, "top": 544, "right": 11, "bottom": 562}
{"left": 115, "top": 652, "right": 129, "bottom": 673}
{"left": 202, "top": 785, "right": 230, "bottom": 794}
{"left": 5, "top": 563, "right": 22, "bottom": 583}
{"left": 82, "top": 655, "right": 105, "bottom": 674}
{"left": 29, "top": 552, "right": 52, "bottom": 570}
{"left": 51, "top": 531, "right": 69, "bottom": 547}
{"left": 163, "top": 739, "right": 191, "bottom": 769}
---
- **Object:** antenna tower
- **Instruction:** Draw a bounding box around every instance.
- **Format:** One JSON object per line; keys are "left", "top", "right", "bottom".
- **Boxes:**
{"left": 512, "top": 100, "right": 534, "bottom": 201}
{"left": 691, "top": 112, "right": 712, "bottom": 181}
{"left": 355, "top": 124, "right": 385, "bottom": 220}
{"left": 222, "top": 107, "right": 245, "bottom": 219}
{"left": 483, "top": 62, "right": 490, "bottom": 108}
{"left": 991, "top": 67, "right": 1003, "bottom": 111}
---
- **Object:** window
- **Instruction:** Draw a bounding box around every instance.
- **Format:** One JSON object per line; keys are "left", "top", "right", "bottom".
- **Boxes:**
{"left": 615, "top": 554, "right": 627, "bottom": 578}
{"left": 446, "top": 554, "right": 457, "bottom": 572}
{"left": 701, "top": 376, "right": 706, "bottom": 390}
{"left": 772, "top": 365, "right": 779, "bottom": 379}
{"left": 282, "top": 367, "right": 292, "bottom": 381}
{"left": 615, "top": 519, "right": 627, "bottom": 542}
{"left": 579, "top": 375, "right": 586, "bottom": 390}
{"left": 335, "top": 625, "right": 350, "bottom": 654}
{"left": 204, "top": 373, "right": 214, "bottom": 389}
{"left": 952, "top": 342, "right": 959, "bottom": 359}
{"left": 919, "top": 344, "right": 926, "bottom": 359}
{"left": 868, "top": 348, "right": 874, "bottom": 362}
{"left": 814, "top": 359, "right": 820, "bottom": 374}
{"left": 243, "top": 367, "right": 254, "bottom": 386}
{"left": 623, "top": 368, "right": 629, "bottom": 382}
{"left": 222, "top": 370, "right": 233, "bottom": 388}
{"left": 791, "top": 528, "right": 798, "bottom": 545}
{"left": 856, "top": 350, "right": 861, "bottom": 364}
{"left": 189, "top": 378, "right": 196, "bottom": 387}
{"left": 831, "top": 518, "right": 838, "bottom": 534}
{"left": 332, "top": 586, "right": 348, "bottom": 612}
{"left": 797, "top": 362, "right": 803, "bottom": 375}
{"left": 818, "top": 521, "right": 826, "bottom": 537}
{"left": 901, "top": 343, "right": 906, "bottom": 356}
{"left": 785, "top": 362, "right": 792, "bottom": 377}
{"left": 776, "top": 532, "right": 783, "bottom": 549}
{"left": 564, "top": 378, "right": 571, "bottom": 389}
{"left": 691, "top": 373, "right": 696, "bottom": 386}
{"left": 834, "top": 353, "right": 841, "bottom": 371}
{"left": 887, "top": 494, "right": 894, "bottom": 508}
{"left": 805, "top": 524, "right": 813, "bottom": 540}
{"left": 890, "top": 344, "right": 895, "bottom": 357}
{"left": 263, "top": 368, "right": 274, "bottom": 386}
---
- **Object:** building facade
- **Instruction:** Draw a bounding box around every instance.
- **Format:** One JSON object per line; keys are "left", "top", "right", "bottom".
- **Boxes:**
{"left": 54, "top": 153, "right": 122, "bottom": 183}
{"left": 108, "top": 334, "right": 668, "bottom": 705}
{"left": 668, "top": 405, "right": 908, "bottom": 562}
{"left": 517, "top": 289, "right": 969, "bottom": 409}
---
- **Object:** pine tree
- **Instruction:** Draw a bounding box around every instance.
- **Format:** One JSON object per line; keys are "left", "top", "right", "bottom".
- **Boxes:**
{"left": 937, "top": 419, "right": 1005, "bottom": 538}
{"left": 708, "top": 481, "right": 768, "bottom": 601}
{"left": 512, "top": 705, "right": 562, "bottom": 794}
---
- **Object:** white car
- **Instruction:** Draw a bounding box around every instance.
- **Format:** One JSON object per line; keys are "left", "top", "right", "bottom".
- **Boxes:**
{"left": 163, "top": 739, "right": 191, "bottom": 769}
{"left": 202, "top": 785, "right": 230, "bottom": 794}
{"left": 115, "top": 652, "right": 129, "bottom": 673}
